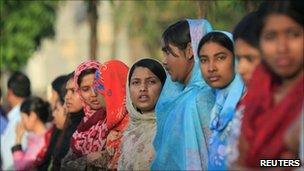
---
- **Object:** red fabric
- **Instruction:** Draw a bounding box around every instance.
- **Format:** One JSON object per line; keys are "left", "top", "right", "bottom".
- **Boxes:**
{"left": 94, "top": 60, "right": 130, "bottom": 168}
{"left": 35, "top": 126, "right": 53, "bottom": 165}
{"left": 239, "top": 64, "right": 303, "bottom": 167}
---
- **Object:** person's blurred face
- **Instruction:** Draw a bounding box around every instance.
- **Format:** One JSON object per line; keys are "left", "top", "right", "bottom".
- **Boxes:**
{"left": 260, "top": 14, "right": 303, "bottom": 79}
{"left": 21, "top": 112, "right": 36, "bottom": 131}
{"left": 235, "top": 39, "right": 261, "bottom": 85}
{"left": 129, "top": 67, "right": 163, "bottom": 113}
{"left": 65, "top": 78, "right": 83, "bottom": 113}
{"left": 79, "top": 73, "right": 105, "bottom": 110}
{"left": 50, "top": 89, "right": 59, "bottom": 110}
{"left": 199, "top": 42, "right": 235, "bottom": 89}
{"left": 52, "top": 101, "right": 66, "bottom": 129}
{"left": 162, "top": 43, "right": 194, "bottom": 84}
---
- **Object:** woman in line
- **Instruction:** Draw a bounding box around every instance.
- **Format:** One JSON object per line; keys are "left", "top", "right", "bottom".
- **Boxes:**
{"left": 49, "top": 72, "right": 84, "bottom": 171}
{"left": 118, "top": 58, "right": 167, "bottom": 170}
{"left": 233, "top": 1, "right": 303, "bottom": 169}
{"left": 198, "top": 31, "right": 245, "bottom": 170}
{"left": 152, "top": 19, "right": 215, "bottom": 170}
{"left": 61, "top": 60, "right": 129, "bottom": 170}
{"left": 233, "top": 11, "right": 261, "bottom": 86}
{"left": 12, "top": 96, "right": 52, "bottom": 170}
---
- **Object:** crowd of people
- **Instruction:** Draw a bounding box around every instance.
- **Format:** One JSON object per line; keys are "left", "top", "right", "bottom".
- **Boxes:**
{"left": 0, "top": 1, "right": 303, "bottom": 170}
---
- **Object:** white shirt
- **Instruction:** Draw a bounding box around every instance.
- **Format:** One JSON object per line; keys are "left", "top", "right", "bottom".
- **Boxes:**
{"left": 1, "top": 104, "right": 27, "bottom": 170}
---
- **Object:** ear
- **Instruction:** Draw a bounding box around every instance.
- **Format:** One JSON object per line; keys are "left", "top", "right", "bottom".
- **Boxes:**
{"left": 186, "top": 42, "right": 193, "bottom": 60}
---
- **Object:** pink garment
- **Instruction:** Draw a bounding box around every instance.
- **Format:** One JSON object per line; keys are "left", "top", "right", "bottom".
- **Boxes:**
{"left": 12, "top": 132, "right": 45, "bottom": 171}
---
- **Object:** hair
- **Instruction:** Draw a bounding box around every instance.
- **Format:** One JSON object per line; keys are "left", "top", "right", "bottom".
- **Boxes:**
{"left": 198, "top": 32, "right": 234, "bottom": 57}
{"left": 128, "top": 59, "right": 167, "bottom": 87}
{"left": 256, "top": 1, "right": 303, "bottom": 40}
{"left": 233, "top": 11, "right": 259, "bottom": 48}
{"left": 51, "top": 75, "right": 68, "bottom": 104}
{"left": 161, "top": 20, "right": 191, "bottom": 56}
{"left": 66, "top": 71, "right": 75, "bottom": 82}
{"left": 7, "top": 71, "right": 31, "bottom": 98}
{"left": 20, "top": 96, "right": 51, "bottom": 123}
{"left": 77, "top": 68, "right": 96, "bottom": 86}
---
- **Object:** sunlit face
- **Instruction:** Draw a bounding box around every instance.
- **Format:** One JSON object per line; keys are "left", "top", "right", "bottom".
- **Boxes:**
{"left": 162, "top": 43, "right": 194, "bottom": 84}
{"left": 129, "top": 67, "right": 163, "bottom": 113}
{"left": 79, "top": 73, "right": 105, "bottom": 110}
{"left": 260, "top": 14, "right": 303, "bottom": 79}
{"left": 199, "top": 42, "right": 235, "bottom": 89}
{"left": 52, "top": 101, "right": 66, "bottom": 129}
{"left": 65, "top": 78, "right": 83, "bottom": 113}
{"left": 21, "top": 112, "right": 36, "bottom": 131}
{"left": 235, "top": 39, "right": 261, "bottom": 85}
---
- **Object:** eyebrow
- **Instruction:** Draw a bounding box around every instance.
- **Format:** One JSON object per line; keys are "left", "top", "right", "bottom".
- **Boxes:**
{"left": 131, "top": 76, "right": 157, "bottom": 80}
{"left": 214, "top": 52, "right": 227, "bottom": 56}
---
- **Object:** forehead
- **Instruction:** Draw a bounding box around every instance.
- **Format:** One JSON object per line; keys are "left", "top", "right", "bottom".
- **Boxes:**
{"left": 80, "top": 74, "right": 95, "bottom": 86}
{"left": 201, "top": 42, "right": 231, "bottom": 55}
{"left": 131, "top": 67, "right": 157, "bottom": 79}
{"left": 66, "top": 78, "right": 75, "bottom": 88}
{"left": 263, "top": 14, "right": 300, "bottom": 32}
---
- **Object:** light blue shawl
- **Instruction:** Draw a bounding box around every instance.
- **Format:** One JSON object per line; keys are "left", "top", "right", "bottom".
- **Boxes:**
{"left": 205, "top": 31, "right": 245, "bottom": 170}
{"left": 151, "top": 19, "right": 215, "bottom": 170}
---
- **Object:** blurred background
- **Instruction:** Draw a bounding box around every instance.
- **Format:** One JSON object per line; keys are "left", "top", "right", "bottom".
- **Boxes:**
{"left": 0, "top": 0, "right": 262, "bottom": 107}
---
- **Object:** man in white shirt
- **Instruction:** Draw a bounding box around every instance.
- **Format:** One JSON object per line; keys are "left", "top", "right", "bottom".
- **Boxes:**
{"left": 0, "top": 71, "right": 31, "bottom": 170}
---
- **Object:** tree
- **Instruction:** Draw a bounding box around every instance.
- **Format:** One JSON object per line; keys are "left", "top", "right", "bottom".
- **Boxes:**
{"left": 0, "top": 0, "right": 57, "bottom": 72}
{"left": 87, "top": 0, "right": 98, "bottom": 60}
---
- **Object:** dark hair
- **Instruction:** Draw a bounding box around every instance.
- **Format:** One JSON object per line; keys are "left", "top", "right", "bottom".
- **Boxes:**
{"left": 7, "top": 71, "right": 31, "bottom": 98}
{"left": 77, "top": 69, "right": 96, "bottom": 86}
{"left": 20, "top": 96, "right": 51, "bottom": 123}
{"left": 66, "top": 72, "right": 75, "bottom": 82}
{"left": 256, "top": 1, "right": 303, "bottom": 40}
{"left": 197, "top": 32, "right": 234, "bottom": 57}
{"left": 129, "top": 59, "right": 167, "bottom": 87}
{"left": 233, "top": 11, "right": 259, "bottom": 48}
{"left": 51, "top": 75, "right": 68, "bottom": 104}
{"left": 161, "top": 20, "right": 190, "bottom": 56}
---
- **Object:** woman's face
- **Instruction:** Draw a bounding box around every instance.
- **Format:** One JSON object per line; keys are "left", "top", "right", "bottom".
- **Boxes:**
{"left": 199, "top": 42, "right": 235, "bottom": 89}
{"left": 162, "top": 43, "right": 193, "bottom": 84}
{"left": 21, "top": 112, "right": 36, "bottom": 131}
{"left": 52, "top": 101, "right": 66, "bottom": 129}
{"left": 129, "top": 67, "right": 162, "bottom": 113}
{"left": 260, "top": 14, "right": 303, "bottom": 79}
{"left": 235, "top": 39, "right": 261, "bottom": 85}
{"left": 65, "top": 78, "right": 83, "bottom": 113}
{"left": 79, "top": 73, "right": 105, "bottom": 110}
{"left": 50, "top": 89, "right": 59, "bottom": 110}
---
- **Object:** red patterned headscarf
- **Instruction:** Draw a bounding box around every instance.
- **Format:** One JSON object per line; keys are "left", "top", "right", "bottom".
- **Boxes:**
{"left": 71, "top": 60, "right": 108, "bottom": 156}
{"left": 238, "top": 64, "right": 303, "bottom": 167}
{"left": 94, "top": 60, "right": 130, "bottom": 168}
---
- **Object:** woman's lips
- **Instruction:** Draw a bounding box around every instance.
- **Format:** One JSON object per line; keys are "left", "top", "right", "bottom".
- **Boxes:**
{"left": 208, "top": 76, "right": 220, "bottom": 82}
{"left": 138, "top": 95, "right": 149, "bottom": 102}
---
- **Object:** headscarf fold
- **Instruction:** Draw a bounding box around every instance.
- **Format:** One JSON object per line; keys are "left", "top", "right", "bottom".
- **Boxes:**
{"left": 151, "top": 19, "right": 215, "bottom": 170}
{"left": 205, "top": 31, "right": 245, "bottom": 170}
{"left": 239, "top": 64, "right": 303, "bottom": 167}
{"left": 118, "top": 58, "right": 162, "bottom": 170}
{"left": 94, "top": 59, "right": 129, "bottom": 169}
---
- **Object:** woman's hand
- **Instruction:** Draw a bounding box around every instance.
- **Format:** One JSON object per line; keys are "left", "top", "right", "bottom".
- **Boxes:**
{"left": 15, "top": 122, "right": 25, "bottom": 144}
{"left": 87, "top": 151, "right": 102, "bottom": 163}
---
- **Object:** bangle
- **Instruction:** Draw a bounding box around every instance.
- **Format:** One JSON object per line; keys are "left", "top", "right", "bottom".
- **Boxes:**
{"left": 11, "top": 144, "right": 22, "bottom": 153}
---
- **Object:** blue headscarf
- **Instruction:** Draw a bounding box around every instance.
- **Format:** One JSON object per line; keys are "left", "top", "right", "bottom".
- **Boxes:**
{"left": 151, "top": 19, "right": 215, "bottom": 170}
{"left": 203, "top": 31, "right": 245, "bottom": 170}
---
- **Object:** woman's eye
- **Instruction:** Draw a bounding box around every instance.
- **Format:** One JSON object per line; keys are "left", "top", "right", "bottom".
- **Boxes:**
{"left": 200, "top": 58, "right": 207, "bottom": 63}
{"left": 148, "top": 80, "right": 156, "bottom": 85}
{"left": 263, "top": 32, "right": 276, "bottom": 41}
{"left": 131, "top": 81, "right": 140, "bottom": 85}
{"left": 217, "top": 55, "right": 226, "bottom": 61}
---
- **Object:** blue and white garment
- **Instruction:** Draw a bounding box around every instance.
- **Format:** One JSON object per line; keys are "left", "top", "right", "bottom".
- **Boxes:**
{"left": 204, "top": 31, "right": 245, "bottom": 170}
{"left": 151, "top": 19, "right": 215, "bottom": 170}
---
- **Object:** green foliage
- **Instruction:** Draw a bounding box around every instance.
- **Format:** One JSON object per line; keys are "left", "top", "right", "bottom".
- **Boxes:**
{"left": 0, "top": 0, "right": 57, "bottom": 72}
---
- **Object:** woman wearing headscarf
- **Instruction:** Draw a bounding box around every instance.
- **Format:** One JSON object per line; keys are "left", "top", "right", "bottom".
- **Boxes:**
{"left": 198, "top": 31, "right": 245, "bottom": 170}
{"left": 93, "top": 60, "right": 129, "bottom": 169}
{"left": 151, "top": 19, "right": 215, "bottom": 170}
{"left": 118, "top": 58, "right": 167, "bottom": 170}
